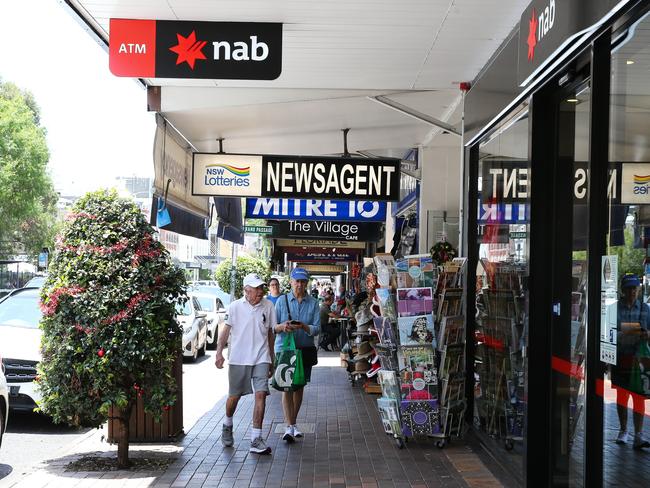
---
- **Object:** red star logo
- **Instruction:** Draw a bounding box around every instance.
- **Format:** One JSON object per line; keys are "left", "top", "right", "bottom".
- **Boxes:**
{"left": 169, "top": 31, "right": 207, "bottom": 69}
{"left": 527, "top": 9, "right": 538, "bottom": 61}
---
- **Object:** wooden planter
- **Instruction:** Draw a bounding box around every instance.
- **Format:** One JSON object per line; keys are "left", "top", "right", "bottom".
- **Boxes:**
{"left": 107, "top": 354, "right": 183, "bottom": 442}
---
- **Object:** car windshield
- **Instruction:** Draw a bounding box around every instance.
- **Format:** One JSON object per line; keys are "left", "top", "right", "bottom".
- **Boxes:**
{"left": 24, "top": 276, "right": 46, "bottom": 288}
{"left": 0, "top": 289, "right": 43, "bottom": 328}
{"left": 175, "top": 301, "right": 192, "bottom": 316}
{"left": 192, "top": 286, "right": 231, "bottom": 306}
{"left": 195, "top": 297, "right": 214, "bottom": 311}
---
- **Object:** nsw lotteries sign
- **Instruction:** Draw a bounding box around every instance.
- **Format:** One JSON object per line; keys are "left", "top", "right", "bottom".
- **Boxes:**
{"left": 246, "top": 198, "right": 387, "bottom": 222}
{"left": 193, "top": 153, "right": 400, "bottom": 201}
{"left": 109, "top": 19, "right": 282, "bottom": 80}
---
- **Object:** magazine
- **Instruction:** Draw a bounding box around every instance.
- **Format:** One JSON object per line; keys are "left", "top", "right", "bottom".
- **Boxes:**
{"left": 377, "top": 370, "right": 401, "bottom": 399}
{"left": 396, "top": 254, "right": 436, "bottom": 288}
{"left": 436, "top": 288, "right": 463, "bottom": 322}
{"left": 400, "top": 399, "right": 440, "bottom": 436}
{"left": 397, "top": 287, "right": 434, "bottom": 317}
{"left": 375, "top": 288, "right": 397, "bottom": 321}
{"left": 398, "top": 345, "right": 437, "bottom": 400}
{"left": 377, "top": 397, "right": 402, "bottom": 435}
{"left": 439, "top": 344, "right": 465, "bottom": 378}
{"left": 374, "top": 253, "right": 397, "bottom": 289}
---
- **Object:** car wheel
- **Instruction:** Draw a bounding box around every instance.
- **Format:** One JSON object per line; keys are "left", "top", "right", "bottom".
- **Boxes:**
{"left": 190, "top": 337, "right": 198, "bottom": 362}
{"left": 199, "top": 334, "right": 207, "bottom": 357}
{"left": 207, "top": 328, "right": 217, "bottom": 350}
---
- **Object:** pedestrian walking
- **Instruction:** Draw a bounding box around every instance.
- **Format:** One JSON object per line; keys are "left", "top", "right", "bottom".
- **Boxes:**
{"left": 215, "top": 273, "right": 276, "bottom": 454}
{"left": 274, "top": 267, "right": 320, "bottom": 443}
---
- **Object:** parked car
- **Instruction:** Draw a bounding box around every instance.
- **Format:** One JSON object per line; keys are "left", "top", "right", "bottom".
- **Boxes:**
{"left": 190, "top": 292, "right": 228, "bottom": 349}
{"left": 1, "top": 353, "right": 9, "bottom": 448}
{"left": 177, "top": 296, "right": 208, "bottom": 362}
{"left": 0, "top": 287, "right": 42, "bottom": 412}
{"left": 23, "top": 275, "right": 47, "bottom": 288}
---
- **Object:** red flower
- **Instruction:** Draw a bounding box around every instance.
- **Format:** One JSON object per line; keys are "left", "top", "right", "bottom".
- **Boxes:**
{"left": 97, "top": 349, "right": 105, "bottom": 358}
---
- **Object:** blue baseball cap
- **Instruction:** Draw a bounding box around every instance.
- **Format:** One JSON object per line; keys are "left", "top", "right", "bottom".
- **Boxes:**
{"left": 621, "top": 274, "right": 641, "bottom": 288}
{"left": 290, "top": 267, "right": 310, "bottom": 281}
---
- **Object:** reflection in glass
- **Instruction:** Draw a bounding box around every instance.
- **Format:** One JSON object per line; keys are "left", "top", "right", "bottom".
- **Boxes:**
{"left": 474, "top": 105, "right": 529, "bottom": 482}
{"left": 603, "top": 11, "right": 650, "bottom": 487}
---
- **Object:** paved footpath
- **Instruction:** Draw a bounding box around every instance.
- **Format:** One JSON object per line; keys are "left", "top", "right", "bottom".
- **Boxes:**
{"left": 6, "top": 354, "right": 504, "bottom": 488}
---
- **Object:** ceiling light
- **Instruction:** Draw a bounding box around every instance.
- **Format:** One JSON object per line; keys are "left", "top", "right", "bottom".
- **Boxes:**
{"left": 566, "top": 98, "right": 579, "bottom": 103}
{"left": 627, "top": 60, "right": 635, "bottom": 65}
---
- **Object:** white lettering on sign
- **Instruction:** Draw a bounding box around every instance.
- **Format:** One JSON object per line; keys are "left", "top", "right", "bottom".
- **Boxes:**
{"left": 212, "top": 36, "right": 269, "bottom": 61}
{"left": 573, "top": 168, "right": 618, "bottom": 200}
{"left": 538, "top": 0, "right": 556, "bottom": 42}
{"left": 265, "top": 161, "right": 396, "bottom": 199}
{"left": 119, "top": 43, "right": 146, "bottom": 54}
{"left": 489, "top": 168, "right": 529, "bottom": 199}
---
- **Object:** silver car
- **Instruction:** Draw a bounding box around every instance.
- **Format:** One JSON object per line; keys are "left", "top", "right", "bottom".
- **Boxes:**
{"left": 178, "top": 296, "right": 208, "bottom": 362}
{"left": 190, "top": 292, "right": 228, "bottom": 350}
{"left": 1, "top": 353, "right": 8, "bottom": 448}
{"left": 0, "top": 287, "right": 42, "bottom": 412}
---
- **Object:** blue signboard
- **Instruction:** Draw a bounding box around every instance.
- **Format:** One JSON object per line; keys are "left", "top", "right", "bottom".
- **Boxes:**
{"left": 245, "top": 198, "right": 387, "bottom": 222}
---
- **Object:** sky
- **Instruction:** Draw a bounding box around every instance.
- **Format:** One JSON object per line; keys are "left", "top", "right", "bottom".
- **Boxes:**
{"left": 0, "top": 0, "right": 156, "bottom": 196}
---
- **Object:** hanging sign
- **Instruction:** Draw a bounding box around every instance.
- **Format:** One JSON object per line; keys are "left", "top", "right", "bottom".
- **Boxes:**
{"left": 192, "top": 153, "right": 400, "bottom": 201}
{"left": 275, "top": 239, "right": 366, "bottom": 249}
{"left": 109, "top": 19, "right": 282, "bottom": 80}
{"left": 286, "top": 251, "right": 358, "bottom": 262}
{"left": 246, "top": 198, "right": 387, "bottom": 222}
{"left": 273, "top": 220, "right": 381, "bottom": 242}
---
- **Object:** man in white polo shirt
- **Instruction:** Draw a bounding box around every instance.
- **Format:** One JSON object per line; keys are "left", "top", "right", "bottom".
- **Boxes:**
{"left": 215, "top": 273, "right": 276, "bottom": 454}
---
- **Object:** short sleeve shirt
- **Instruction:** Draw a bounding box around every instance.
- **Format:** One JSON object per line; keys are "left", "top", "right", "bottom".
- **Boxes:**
{"left": 226, "top": 296, "right": 277, "bottom": 365}
{"left": 275, "top": 292, "right": 321, "bottom": 350}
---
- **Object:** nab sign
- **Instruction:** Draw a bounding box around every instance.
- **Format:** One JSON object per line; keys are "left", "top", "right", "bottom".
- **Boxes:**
{"left": 109, "top": 19, "right": 282, "bottom": 80}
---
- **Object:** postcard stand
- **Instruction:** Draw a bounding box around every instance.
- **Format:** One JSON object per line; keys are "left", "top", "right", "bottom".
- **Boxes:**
{"left": 430, "top": 260, "right": 466, "bottom": 448}
{"left": 371, "top": 254, "right": 467, "bottom": 449}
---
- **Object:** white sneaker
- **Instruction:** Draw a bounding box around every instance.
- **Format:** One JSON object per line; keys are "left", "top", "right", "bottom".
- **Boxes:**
{"left": 282, "top": 426, "right": 295, "bottom": 443}
{"left": 616, "top": 430, "right": 629, "bottom": 444}
{"left": 633, "top": 434, "right": 650, "bottom": 449}
{"left": 292, "top": 425, "right": 303, "bottom": 438}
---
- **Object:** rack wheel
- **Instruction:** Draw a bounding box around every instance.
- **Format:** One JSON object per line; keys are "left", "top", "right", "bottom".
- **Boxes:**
{"left": 396, "top": 437, "right": 406, "bottom": 449}
{"left": 505, "top": 439, "right": 514, "bottom": 451}
{"left": 436, "top": 439, "right": 446, "bottom": 449}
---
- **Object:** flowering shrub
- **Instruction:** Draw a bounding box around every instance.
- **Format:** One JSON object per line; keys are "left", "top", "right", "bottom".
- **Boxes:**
{"left": 38, "top": 189, "right": 186, "bottom": 467}
{"left": 430, "top": 240, "right": 458, "bottom": 265}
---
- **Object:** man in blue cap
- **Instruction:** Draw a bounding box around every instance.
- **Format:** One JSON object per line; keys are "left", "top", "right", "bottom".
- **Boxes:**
{"left": 613, "top": 273, "right": 650, "bottom": 448}
{"left": 273, "top": 267, "right": 321, "bottom": 443}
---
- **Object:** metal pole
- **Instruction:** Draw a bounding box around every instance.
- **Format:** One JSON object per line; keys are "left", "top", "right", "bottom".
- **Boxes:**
{"left": 229, "top": 242, "right": 238, "bottom": 302}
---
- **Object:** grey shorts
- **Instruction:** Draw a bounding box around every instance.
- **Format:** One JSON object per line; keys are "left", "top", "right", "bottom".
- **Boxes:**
{"left": 228, "top": 363, "right": 270, "bottom": 397}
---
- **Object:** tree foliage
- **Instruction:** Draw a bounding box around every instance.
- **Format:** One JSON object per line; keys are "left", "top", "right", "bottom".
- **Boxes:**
{"left": 0, "top": 80, "right": 58, "bottom": 258}
{"left": 38, "top": 190, "right": 186, "bottom": 466}
{"left": 215, "top": 254, "right": 271, "bottom": 299}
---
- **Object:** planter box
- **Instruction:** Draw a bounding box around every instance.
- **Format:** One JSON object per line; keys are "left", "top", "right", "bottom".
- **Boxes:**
{"left": 107, "top": 354, "right": 183, "bottom": 443}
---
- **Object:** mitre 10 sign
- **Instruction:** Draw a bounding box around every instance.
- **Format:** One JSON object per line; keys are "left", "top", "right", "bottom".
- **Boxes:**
{"left": 109, "top": 19, "right": 282, "bottom": 80}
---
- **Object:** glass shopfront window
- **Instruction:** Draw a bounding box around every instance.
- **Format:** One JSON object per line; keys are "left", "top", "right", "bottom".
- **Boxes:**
{"left": 602, "top": 11, "right": 650, "bottom": 486}
{"left": 473, "top": 105, "right": 530, "bottom": 481}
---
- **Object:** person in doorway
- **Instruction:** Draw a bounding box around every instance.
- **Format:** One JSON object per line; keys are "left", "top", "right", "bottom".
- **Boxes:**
{"left": 318, "top": 294, "right": 340, "bottom": 351}
{"left": 267, "top": 277, "right": 282, "bottom": 305}
{"left": 215, "top": 273, "right": 276, "bottom": 455}
{"left": 613, "top": 273, "right": 650, "bottom": 448}
{"left": 274, "top": 267, "right": 321, "bottom": 443}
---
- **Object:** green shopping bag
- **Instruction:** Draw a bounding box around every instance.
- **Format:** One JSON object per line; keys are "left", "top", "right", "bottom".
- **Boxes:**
{"left": 630, "top": 340, "right": 650, "bottom": 397}
{"left": 272, "top": 333, "right": 306, "bottom": 391}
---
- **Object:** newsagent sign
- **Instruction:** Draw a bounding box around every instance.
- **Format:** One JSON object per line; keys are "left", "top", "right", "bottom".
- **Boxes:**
{"left": 245, "top": 198, "right": 387, "bottom": 222}
{"left": 109, "top": 19, "right": 282, "bottom": 80}
{"left": 192, "top": 153, "right": 400, "bottom": 201}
